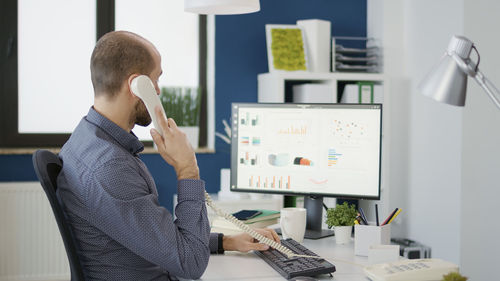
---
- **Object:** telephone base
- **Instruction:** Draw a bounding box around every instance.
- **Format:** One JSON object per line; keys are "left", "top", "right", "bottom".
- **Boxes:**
{"left": 275, "top": 228, "right": 335, "bottom": 240}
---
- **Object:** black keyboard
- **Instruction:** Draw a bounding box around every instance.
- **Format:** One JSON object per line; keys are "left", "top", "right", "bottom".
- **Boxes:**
{"left": 255, "top": 238, "right": 336, "bottom": 279}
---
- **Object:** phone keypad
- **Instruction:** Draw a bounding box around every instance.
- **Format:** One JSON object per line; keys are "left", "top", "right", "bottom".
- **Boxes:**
{"left": 385, "top": 262, "right": 430, "bottom": 274}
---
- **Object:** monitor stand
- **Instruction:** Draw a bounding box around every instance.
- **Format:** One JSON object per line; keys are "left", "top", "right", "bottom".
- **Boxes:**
{"left": 303, "top": 196, "right": 335, "bottom": 239}
{"left": 276, "top": 196, "right": 335, "bottom": 240}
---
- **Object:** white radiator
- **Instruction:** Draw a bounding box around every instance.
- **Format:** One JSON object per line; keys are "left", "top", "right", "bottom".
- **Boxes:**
{"left": 0, "top": 182, "right": 70, "bottom": 281}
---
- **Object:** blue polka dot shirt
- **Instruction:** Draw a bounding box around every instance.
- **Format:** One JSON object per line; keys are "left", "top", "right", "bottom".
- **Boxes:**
{"left": 57, "top": 107, "right": 218, "bottom": 280}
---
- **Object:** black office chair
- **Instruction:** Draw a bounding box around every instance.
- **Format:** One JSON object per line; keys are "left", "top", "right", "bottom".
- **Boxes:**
{"left": 32, "top": 150, "right": 85, "bottom": 281}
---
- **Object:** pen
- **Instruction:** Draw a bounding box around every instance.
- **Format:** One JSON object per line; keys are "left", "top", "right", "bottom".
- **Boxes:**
{"left": 355, "top": 215, "right": 364, "bottom": 225}
{"left": 359, "top": 207, "right": 369, "bottom": 225}
{"left": 375, "top": 204, "right": 379, "bottom": 226}
{"left": 381, "top": 208, "right": 398, "bottom": 226}
{"left": 388, "top": 209, "right": 402, "bottom": 224}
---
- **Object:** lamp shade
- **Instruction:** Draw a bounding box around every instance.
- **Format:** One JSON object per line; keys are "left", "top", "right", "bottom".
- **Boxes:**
{"left": 185, "top": 0, "right": 260, "bottom": 15}
{"left": 418, "top": 35, "right": 474, "bottom": 107}
{"left": 418, "top": 53, "right": 468, "bottom": 106}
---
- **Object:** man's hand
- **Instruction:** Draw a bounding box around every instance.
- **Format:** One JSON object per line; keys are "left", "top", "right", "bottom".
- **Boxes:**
{"left": 150, "top": 106, "right": 199, "bottom": 180}
{"left": 223, "top": 228, "right": 280, "bottom": 252}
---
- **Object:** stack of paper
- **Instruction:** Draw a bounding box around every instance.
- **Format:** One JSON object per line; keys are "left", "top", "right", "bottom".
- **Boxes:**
{"left": 211, "top": 209, "right": 280, "bottom": 235}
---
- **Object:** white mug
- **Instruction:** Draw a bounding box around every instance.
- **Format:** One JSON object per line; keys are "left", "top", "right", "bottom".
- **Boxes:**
{"left": 280, "top": 207, "right": 307, "bottom": 243}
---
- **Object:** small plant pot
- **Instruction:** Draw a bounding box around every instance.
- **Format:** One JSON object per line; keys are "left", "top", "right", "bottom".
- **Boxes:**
{"left": 334, "top": 225, "right": 352, "bottom": 244}
{"left": 179, "top": 126, "right": 199, "bottom": 149}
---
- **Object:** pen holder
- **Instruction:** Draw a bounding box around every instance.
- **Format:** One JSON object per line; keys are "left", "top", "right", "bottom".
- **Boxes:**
{"left": 354, "top": 224, "right": 391, "bottom": 256}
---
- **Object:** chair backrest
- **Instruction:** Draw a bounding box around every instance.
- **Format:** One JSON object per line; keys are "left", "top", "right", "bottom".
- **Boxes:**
{"left": 32, "top": 150, "right": 85, "bottom": 281}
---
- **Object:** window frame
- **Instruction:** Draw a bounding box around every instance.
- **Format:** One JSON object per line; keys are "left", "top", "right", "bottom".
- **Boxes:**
{"left": 0, "top": 0, "right": 208, "bottom": 148}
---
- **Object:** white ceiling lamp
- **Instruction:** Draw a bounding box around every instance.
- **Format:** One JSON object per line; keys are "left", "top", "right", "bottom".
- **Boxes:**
{"left": 185, "top": 0, "right": 260, "bottom": 15}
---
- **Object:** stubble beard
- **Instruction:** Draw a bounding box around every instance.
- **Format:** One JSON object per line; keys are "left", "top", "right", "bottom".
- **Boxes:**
{"left": 133, "top": 100, "right": 152, "bottom": 127}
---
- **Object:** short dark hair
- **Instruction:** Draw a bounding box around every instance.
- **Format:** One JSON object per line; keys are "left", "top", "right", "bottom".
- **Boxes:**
{"left": 90, "top": 31, "right": 155, "bottom": 97}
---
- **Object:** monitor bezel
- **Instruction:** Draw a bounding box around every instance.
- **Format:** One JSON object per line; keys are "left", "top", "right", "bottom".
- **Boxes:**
{"left": 230, "top": 102, "right": 382, "bottom": 200}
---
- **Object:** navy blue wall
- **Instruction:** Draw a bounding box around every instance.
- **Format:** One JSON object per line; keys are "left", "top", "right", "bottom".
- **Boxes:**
{"left": 0, "top": 0, "right": 366, "bottom": 212}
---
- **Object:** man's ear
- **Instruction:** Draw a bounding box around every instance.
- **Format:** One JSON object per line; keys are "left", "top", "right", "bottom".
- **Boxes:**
{"left": 127, "top": 74, "right": 141, "bottom": 98}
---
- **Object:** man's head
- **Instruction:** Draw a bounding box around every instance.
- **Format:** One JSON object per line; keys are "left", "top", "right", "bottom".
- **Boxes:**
{"left": 90, "top": 31, "right": 162, "bottom": 128}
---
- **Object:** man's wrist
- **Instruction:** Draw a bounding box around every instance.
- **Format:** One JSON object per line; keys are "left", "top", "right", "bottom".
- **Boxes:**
{"left": 176, "top": 164, "right": 200, "bottom": 180}
{"left": 222, "top": 234, "right": 234, "bottom": 252}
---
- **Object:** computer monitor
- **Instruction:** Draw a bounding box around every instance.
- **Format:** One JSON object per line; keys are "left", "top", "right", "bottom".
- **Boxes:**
{"left": 230, "top": 103, "right": 382, "bottom": 239}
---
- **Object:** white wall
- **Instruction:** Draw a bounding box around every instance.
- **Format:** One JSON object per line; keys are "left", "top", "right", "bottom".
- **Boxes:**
{"left": 404, "top": 0, "right": 464, "bottom": 264}
{"left": 461, "top": 0, "right": 500, "bottom": 279}
{"left": 368, "top": 0, "right": 409, "bottom": 240}
{"left": 370, "top": 0, "right": 464, "bottom": 264}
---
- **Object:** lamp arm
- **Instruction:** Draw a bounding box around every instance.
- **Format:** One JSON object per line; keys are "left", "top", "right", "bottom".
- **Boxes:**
{"left": 473, "top": 70, "right": 500, "bottom": 110}
{"left": 453, "top": 48, "right": 500, "bottom": 110}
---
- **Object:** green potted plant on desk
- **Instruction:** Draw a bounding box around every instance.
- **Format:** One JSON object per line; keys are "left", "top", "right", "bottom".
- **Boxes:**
{"left": 326, "top": 202, "right": 357, "bottom": 244}
{"left": 441, "top": 272, "right": 468, "bottom": 281}
{"left": 160, "top": 86, "right": 201, "bottom": 149}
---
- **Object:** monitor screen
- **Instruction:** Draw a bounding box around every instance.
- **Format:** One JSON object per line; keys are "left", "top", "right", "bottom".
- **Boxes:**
{"left": 230, "top": 103, "right": 382, "bottom": 199}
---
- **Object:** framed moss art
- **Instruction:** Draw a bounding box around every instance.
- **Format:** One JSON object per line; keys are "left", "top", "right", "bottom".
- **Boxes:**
{"left": 266, "top": 24, "right": 309, "bottom": 72}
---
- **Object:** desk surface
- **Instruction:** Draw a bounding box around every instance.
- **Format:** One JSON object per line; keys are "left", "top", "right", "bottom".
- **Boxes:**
{"left": 198, "top": 237, "right": 370, "bottom": 281}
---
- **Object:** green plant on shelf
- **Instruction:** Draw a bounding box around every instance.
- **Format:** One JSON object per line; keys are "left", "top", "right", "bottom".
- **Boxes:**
{"left": 325, "top": 202, "right": 357, "bottom": 227}
{"left": 442, "top": 272, "right": 468, "bottom": 281}
{"left": 160, "top": 86, "right": 201, "bottom": 127}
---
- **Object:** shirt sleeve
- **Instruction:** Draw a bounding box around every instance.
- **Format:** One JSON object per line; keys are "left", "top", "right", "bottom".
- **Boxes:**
{"left": 85, "top": 158, "right": 210, "bottom": 279}
{"left": 209, "top": 232, "right": 224, "bottom": 254}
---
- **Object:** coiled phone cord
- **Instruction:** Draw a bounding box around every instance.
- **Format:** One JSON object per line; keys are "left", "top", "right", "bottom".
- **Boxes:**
{"left": 205, "top": 192, "right": 321, "bottom": 259}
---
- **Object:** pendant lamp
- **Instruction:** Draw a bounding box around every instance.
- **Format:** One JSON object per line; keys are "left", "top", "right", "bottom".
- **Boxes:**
{"left": 185, "top": 0, "right": 260, "bottom": 15}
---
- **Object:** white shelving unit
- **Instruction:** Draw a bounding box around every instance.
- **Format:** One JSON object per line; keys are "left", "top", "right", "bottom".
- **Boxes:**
{"left": 258, "top": 72, "right": 385, "bottom": 103}
{"left": 257, "top": 71, "right": 391, "bottom": 224}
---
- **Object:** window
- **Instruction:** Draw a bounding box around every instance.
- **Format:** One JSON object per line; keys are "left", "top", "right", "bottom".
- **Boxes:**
{"left": 115, "top": 0, "right": 201, "bottom": 141}
{"left": 18, "top": 0, "right": 96, "bottom": 134}
{"left": 0, "top": 0, "right": 211, "bottom": 148}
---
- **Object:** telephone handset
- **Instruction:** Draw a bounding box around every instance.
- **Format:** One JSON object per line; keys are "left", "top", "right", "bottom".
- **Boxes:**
{"left": 130, "top": 75, "right": 167, "bottom": 136}
{"left": 130, "top": 75, "right": 316, "bottom": 259}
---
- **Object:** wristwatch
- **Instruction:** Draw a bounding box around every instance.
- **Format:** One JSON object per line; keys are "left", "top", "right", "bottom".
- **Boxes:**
{"left": 217, "top": 233, "right": 225, "bottom": 254}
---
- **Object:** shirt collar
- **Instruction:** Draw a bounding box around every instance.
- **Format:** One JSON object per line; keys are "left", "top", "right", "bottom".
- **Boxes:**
{"left": 85, "top": 107, "right": 144, "bottom": 155}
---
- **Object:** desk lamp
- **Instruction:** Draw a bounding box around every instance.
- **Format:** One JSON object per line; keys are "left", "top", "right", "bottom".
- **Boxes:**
{"left": 185, "top": 0, "right": 260, "bottom": 14}
{"left": 418, "top": 35, "right": 500, "bottom": 109}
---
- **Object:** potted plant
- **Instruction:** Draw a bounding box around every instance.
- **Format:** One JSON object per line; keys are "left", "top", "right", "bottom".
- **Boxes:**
{"left": 442, "top": 272, "right": 468, "bottom": 281}
{"left": 160, "top": 86, "right": 201, "bottom": 149}
{"left": 326, "top": 202, "right": 357, "bottom": 244}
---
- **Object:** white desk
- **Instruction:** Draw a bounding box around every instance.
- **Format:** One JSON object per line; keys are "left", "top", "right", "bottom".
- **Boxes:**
{"left": 198, "top": 237, "right": 371, "bottom": 281}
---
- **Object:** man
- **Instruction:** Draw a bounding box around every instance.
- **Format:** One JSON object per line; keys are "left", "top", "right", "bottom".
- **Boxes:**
{"left": 57, "top": 30, "right": 279, "bottom": 280}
